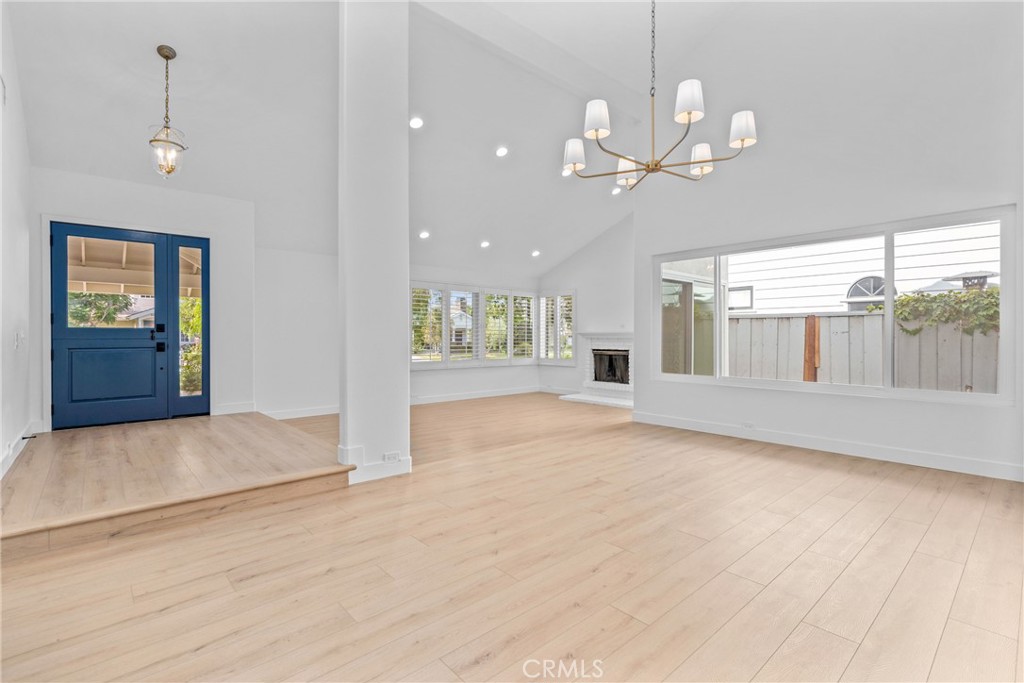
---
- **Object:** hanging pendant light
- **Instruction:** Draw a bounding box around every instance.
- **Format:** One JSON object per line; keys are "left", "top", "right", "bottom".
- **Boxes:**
{"left": 149, "top": 45, "right": 187, "bottom": 178}
{"left": 561, "top": 0, "right": 758, "bottom": 191}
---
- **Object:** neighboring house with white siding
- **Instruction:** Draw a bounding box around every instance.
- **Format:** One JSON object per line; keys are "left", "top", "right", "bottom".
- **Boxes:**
{"left": 724, "top": 221, "right": 1001, "bottom": 314}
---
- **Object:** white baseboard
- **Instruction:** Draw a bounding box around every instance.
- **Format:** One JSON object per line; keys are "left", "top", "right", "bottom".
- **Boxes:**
{"left": 337, "top": 443, "right": 411, "bottom": 484}
{"left": 1, "top": 421, "right": 39, "bottom": 479}
{"left": 539, "top": 386, "right": 578, "bottom": 396}
{"left": 262, "top": 405, "right": 339, "bottom": 420}
{"left": 633, "top": 411, "right": 1024, "bottom": 483}
{"left": 212, "top": 401, "right": 256, "bottom": 415}
{"left": 411, "top": 386, "right": 544, "bottom": 405}
{"left": 347, "top": 458, "right": 412, "bottom": 484}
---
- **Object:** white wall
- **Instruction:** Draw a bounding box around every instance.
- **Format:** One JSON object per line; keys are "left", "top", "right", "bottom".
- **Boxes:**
{"left": 1, "top": 4, "right": 35, "bottom": 475}
{"left": 538, "top": 215, "right": 635, "bottom": 394}
{"left": 632, "top": 4, "right": 1023, "bottom": 481}
{"left": 255, "top": 247, "right": 339, "bottom": 419}
{"left": 30, "top": 167, "right": 257, "bottom": 422}
{"left": 409, "top": 263, "right": 542, "bottom": 403}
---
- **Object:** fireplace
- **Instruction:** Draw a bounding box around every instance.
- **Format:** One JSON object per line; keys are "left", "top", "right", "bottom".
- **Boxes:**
{"left": 561, "top": 333, "right": 634, "bottom": 408}
{"left": 593, "top": 349, "right": 630, "bottom": 385}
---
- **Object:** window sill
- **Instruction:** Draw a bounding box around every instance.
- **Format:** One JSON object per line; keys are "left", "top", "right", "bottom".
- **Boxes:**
{"left": 653, "top": 372, "right": 1014, "bottom": 407}
{"left": 411, "top": 359, "right": 537, "bottom": 371}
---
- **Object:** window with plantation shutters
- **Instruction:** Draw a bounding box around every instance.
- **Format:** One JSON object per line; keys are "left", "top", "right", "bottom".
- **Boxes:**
{"left": 410, "top": 284, "right": 570, "bottom": 368}
{"left": 538, "top": 294, "right": 574, "bottom": 362}
{"left": 541, "top": 296, "right": 557, "bottom": 359}
{"left": 485, "top": 293, "right": 509, "bottom": 360}
{"left": 512, "top": 295, "right": 534, "bottom": 359}
{"left": 449, "top": 290, "right": 477, "bottom": 361}
{"left": 410, "top": 287, "right": 443, "bottom": 363}
{"left": 558, "top": 295, "right": 574, "bottom": 360}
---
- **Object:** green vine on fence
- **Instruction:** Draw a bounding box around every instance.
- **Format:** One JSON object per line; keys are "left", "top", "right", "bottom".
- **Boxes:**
{"left": 868, "top": 287, "right": 999, "bottom": 336}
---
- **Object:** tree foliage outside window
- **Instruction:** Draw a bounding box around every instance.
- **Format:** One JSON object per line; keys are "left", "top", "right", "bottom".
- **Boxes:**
{"left": 485, "top": 294, "right": 509, "bottom": 359}
{"left": 558, "top": 295, "right": 574, "bottom": 360}
{"left": 179, "top": 296, "right": 204, "bottom": 395}
{"left": 512, "top": 295, "right": 534, "bottom": 358}
{"left": 67, "top": 293, "right": 134, "bottom": 327}
{"left": 411, "top": 288, "right": 443, "bottom": 361}
{"left": 869, "top": 287, "right": 1000, "bottom": 336}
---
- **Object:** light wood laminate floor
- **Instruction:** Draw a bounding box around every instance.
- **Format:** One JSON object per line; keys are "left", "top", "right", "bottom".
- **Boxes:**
{"left": 1, "top": 412, "right": 340, "bottom": 534}
{"left": 3, "top": 393, "right": 1022, "bottom": 682}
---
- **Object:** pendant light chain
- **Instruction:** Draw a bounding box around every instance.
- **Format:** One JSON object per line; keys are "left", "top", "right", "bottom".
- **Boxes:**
{"left": 164, "top": 57, "right": 171, "bottom": 127}
{"left": 650, "top": 0, "right": 656, "bottom": 96}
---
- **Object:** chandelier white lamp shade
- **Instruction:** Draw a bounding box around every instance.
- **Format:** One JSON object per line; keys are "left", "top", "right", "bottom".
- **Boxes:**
{"left": 149, "top": 45, "right": 187, "bottom": 178}
{"left": 674, "top": 79, "right": 705, "bottom": 124}
{"left": 563, "top": 138, "right": 586, "bottom": 172}
{"left": 583, "top": 100, "right": 611, "bottom": 140}
{"left": 729, "top": 110, "right": 758, "bottom": 148}
{"left": 616, "top": 157, "right": 640, "bottom": 186}
{"left": 690, "top": 143, "right": 714, "bottom": 177}
{"left": 563, "top": 0, "right": 757, "bottom": 191}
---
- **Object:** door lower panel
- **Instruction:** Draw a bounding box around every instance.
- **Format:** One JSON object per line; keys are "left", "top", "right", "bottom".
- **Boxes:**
{"left": 53, "top": 339, "right": 168, "bottom": 429}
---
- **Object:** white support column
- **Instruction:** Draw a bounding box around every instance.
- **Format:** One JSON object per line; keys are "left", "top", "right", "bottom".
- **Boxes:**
{"left": 338, "top": 1, "right": 411, "bottom": 483}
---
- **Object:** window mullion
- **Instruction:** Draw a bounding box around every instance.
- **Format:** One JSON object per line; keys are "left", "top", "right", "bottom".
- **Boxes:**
{"left": 442, "top": 287, "right": 451, "bottom": 365}
{"left": 714, "top": 254, "right": 722, "bottom": 378}
{"left": 883, "top": 232, "right": 894, "bottom": 389}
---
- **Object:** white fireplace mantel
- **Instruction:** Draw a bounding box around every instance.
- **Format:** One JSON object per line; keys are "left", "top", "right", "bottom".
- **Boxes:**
{"left": 560, "top": 332, "right": 634, "bottom": 409}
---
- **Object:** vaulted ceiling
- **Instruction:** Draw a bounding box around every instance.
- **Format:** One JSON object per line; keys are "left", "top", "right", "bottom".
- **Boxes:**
{"left": 8, "top": 2, "right": 1022, "bottom": 277}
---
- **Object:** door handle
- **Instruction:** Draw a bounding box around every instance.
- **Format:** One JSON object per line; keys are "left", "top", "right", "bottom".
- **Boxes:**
{"left": 150, "top": 329, "right": 155, "bottom": 341}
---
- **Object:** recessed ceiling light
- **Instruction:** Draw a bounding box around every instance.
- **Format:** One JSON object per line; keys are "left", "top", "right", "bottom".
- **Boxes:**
{"left": 561, "top": 169, "right": 571, "bottom": 177}
{"left": 418, "top": 231, "right": 430, "bottom": 239}
{"left": 531, "top": 250, "right": 541, "bottom": 257}
{"left": 495, "top": 146, "right": 509, "bottom": 158}
{"left": 409, "top": 116, "right": 424, "bottom": 129}
{"left": 611, "top": 187, "right": 622, "bottom": 195}
{"left": 480, "top": 241, "right": 490, "bottom": 248}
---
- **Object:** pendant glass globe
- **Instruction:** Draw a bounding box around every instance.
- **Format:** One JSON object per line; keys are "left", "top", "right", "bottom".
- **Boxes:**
{"left": 150, "top": 125, "right": 186, "bottom": 177}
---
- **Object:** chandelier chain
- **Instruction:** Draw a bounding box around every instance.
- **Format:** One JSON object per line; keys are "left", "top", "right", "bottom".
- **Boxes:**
{"left": 164, "top": 57, "right": 171, "bottom": 127}
{"left": 650, "top": 0, "right": 656, "bottom": 96}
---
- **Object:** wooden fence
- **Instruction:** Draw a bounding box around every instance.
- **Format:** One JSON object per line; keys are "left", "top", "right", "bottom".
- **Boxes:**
{"left": 728, "top": 312, "right": 998, "bottom": 393}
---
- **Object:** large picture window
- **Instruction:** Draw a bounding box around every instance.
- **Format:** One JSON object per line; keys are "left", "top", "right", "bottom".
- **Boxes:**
{"left": 657, "top": 211, "right": 1008, "bottom": 395}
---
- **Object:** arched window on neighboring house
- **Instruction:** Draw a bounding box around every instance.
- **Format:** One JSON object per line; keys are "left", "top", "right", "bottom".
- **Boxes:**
{"left": 843, "top": 275, "right": 887, "bottom": 311}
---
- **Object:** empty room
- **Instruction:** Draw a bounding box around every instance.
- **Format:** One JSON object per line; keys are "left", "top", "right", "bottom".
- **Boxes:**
{"left": 1, "top": 1, "right": 1022, "bottom": 682}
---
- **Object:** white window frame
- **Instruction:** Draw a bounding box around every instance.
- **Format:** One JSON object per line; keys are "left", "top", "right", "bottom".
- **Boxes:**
{"left": 410, "top": 282, "right": 562, "bottom": 370}
{"left": 651, "top": 205, "right": 1017, "bottom": 406}
{"left": 539, "top": 290, "right": 577, "bottom": 366}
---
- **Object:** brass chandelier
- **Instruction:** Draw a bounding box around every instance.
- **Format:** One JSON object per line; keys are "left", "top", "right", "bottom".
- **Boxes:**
{"left": 562, "top": 0, "right": 758, "bottom": 190}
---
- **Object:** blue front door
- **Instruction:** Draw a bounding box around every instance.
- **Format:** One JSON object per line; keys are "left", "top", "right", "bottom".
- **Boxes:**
{"left": 51, "top": 222, "right": 210, "bottom": 429}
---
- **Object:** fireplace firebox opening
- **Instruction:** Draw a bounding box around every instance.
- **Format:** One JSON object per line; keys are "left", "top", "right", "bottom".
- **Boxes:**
{"left": 593, "top": 349, "right": 630, "bottom": 385}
